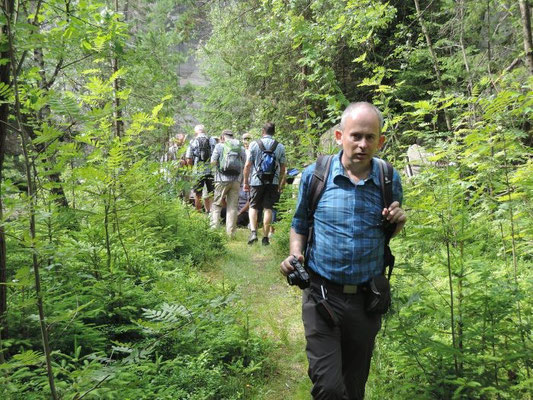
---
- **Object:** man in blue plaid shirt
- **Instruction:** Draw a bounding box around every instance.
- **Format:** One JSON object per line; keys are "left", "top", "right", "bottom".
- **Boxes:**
{"left": 280, "top": 102, "right": 407, "bottom": 400}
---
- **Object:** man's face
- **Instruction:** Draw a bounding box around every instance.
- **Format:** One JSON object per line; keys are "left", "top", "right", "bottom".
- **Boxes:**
{"left": 175, "top": 134, "right": 185, "bottom": 146}
{"left": 335, "top": 108, "right": 384, "bottom": 166}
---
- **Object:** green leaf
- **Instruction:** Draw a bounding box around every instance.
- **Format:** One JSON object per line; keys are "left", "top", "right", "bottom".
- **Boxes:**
{"left": 151, "top": 102, "right": 164, "bottom": 118}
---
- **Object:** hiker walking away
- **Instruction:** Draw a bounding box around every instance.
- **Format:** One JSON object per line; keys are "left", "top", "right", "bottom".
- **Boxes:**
{"left": 280, "top": 102, "right": 407, "bottom": 400}
{"left": 237, "top": 132, "right": 253, "bottom": 226}
{"left": 243, "top": 122, "right": 286, "bottom": 246}
{"left": 186, "top": 124, "right": 217, "bottom": 212}
{"left": 210, "top": 129, "right": 247, "bottom": 237}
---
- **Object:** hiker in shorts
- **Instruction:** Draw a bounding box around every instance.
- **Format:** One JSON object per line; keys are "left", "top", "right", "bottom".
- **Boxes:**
{"left": 243, "top": 122, "right": 286, "bottom": 246}
{"left": 186, "top": 124, "right": 217, "bottom": 212}
{"left": 210, "top": 129, "right": 247, "bottom": 237}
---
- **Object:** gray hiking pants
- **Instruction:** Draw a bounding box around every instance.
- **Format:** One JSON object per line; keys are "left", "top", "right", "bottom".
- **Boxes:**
{"left": 302, "top": 283, "right": 381, "bottom": 400}
{"left": 211, "top": 181, "right": 240, "bottom": 236}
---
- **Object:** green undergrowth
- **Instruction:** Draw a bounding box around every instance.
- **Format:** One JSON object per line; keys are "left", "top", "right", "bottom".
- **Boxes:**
{"left": 2, "top": 199, "right": 272, "bottom": 399}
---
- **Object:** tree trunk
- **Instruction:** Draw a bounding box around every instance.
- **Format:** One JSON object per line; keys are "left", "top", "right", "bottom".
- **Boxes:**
{"left": 0, "top": 0, "right": 15, "bottom": 355}
{"left": 21, "top": 124, "right": 59, "bottom": 400}
{"left": 458, "top": 0, "right": 473, "bottom": 94}
{"left": 445, "top": 239, "right": 459, "bottom": 377}
{"left": 5, "top": 6, "right": 58, "bottom": 397}
{"left": 413, "top": 0, "right": 452, "bottom": 131}
{"left": 519, "top": 0, "right": 533, "bottom": 75}
{"left": 29, "top": 7, "right": 70, "bottom": 208}
{"left": 112, "top": 0, "right": 123, "bottom": 138}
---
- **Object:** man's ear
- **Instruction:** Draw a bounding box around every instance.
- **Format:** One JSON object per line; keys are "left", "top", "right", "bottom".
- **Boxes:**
{"left": 335, "top": 129, "right": 342, "bottom": 142}
{"left": 378, "top": 134, "right": 386, "bottom": 149}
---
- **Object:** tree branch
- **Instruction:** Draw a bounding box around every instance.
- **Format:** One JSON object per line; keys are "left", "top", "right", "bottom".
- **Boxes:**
{"left": 75, "top": 375, "right": 111, "bottom": 400}
{"left": 0, "top": 119, "right": 23, "bottom": 134}
{"left": 44, "top": 58, "right": 64, "bottom": 89}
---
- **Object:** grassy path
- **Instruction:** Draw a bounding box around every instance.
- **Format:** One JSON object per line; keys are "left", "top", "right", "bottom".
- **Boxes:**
{"left": 204, "top": 229, "right": 311, "bottom": 399}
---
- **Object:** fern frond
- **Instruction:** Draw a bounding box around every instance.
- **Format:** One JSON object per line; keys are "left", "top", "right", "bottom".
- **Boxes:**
{"left": 142, "top": 303, "right": 191, "bottom": 324}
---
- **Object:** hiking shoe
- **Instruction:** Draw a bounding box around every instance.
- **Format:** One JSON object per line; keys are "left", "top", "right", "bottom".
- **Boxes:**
{"left": 262, "top": 237, "right": 270, "bottom": 246}
{"left": 248, "top": 232, "right": 258, "bottom": 245}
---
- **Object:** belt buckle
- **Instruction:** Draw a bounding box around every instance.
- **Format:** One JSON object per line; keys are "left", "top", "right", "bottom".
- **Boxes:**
{"left": 342, "top": 285, "right": 358, "bottom": 294}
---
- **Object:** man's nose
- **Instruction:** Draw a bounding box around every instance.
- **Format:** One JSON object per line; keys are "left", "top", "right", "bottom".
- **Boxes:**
{"left": 358, "top": 138, "right": 369, "bottom": 148}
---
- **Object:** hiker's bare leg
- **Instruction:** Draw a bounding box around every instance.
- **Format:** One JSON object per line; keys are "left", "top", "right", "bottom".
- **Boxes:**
{"left": 194, "top": 193, "right": 203, "bottom": 211}
{"left": 263, "top": 208, "right": 272, "bottom": 238}
{"left": 204, "top": 196, "right": 212, "bottom": 213}
{"left": 249, "top": 207, "right": 259, "bottom": 231}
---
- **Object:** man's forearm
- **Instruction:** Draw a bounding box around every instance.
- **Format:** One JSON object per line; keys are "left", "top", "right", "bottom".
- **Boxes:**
{"left": 279, "top": 164, "right": 286, "bottom": 190}
{"left": 243, "top": 163, "right": 252, "bottom": 184}
{"left": 290, "top": 228, "right": 307, "bottom": 257}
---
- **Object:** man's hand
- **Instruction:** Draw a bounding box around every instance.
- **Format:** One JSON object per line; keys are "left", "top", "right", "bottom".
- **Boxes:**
{"left": 280, "top": 253, "right": 304, "bottom": 277}
{"left": 243, "top": 183, "right": 250, "bottom": 192}
{"left": 382, "top": 201, "right": 407, "bottom": 225}
{"left": 383, "top": 201, "right": 407, "bottom": 237}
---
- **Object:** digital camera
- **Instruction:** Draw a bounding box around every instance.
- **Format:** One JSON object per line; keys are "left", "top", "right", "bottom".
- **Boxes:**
{"left": 286, "top": 258, "right": 310, "bottom": 289}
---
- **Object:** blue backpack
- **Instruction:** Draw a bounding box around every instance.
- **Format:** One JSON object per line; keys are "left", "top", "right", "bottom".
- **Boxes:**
{"left": 256, "top": 139, "right": 279, "bottom": 183}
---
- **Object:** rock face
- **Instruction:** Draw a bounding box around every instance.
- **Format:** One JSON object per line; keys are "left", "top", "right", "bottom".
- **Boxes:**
{"left": 174, "top": 20, "right": 210, "bottom": 131}
{"left": 405, "top": 144, "right": 436, "bottom": 177}
{"left": 318, "top": 125, "right": 340, "bottom": 154}
{"left": 178, "top": 42, "right": 208, "bottom": 88}
{"left": 4, "top": 131, "right": 21, "bottom": 156}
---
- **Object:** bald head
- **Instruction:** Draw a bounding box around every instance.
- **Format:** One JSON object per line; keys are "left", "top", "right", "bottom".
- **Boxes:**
{"left": 339, "top": 102, "right": 384, "bottom": 133}
{"left": 194, "top": 124, "right": 205, "bottom": 135}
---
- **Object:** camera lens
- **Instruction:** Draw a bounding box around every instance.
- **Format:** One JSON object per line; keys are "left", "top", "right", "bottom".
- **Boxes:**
{"left": 287, "top": 272, "right": 297, "bottom": 286}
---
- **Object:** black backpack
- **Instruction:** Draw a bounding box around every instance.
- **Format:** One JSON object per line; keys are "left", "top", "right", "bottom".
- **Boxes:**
{"left": 256, "top": 139, "right": 279, "bottom": 184}
{"left": 306, "top": 155, "right": 396, "bottom": 278}
{"left": 194, "top": 136, "right": 212, "bottom": 163}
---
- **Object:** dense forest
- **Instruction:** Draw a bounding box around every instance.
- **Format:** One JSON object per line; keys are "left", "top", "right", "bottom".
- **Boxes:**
{"left": 0, "top": 0, "right": 531, "bottom": 399}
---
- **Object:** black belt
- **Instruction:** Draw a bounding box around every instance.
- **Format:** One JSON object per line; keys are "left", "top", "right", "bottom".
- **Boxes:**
{"left": 308, "top": 268, "right": 366, "bottom": 295}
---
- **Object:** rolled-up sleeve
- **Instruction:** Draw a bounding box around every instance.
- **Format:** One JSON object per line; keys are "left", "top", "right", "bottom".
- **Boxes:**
{"left": 277, "top": 144, "right": 286, "bottom": 165}
{"left": 291, "top": 165, "right": 314, "bottom": 236}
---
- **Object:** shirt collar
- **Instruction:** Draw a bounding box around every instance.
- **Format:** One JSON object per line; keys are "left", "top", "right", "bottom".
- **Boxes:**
{"left": 331, "top": 151, "right": 381, "bottom": 186}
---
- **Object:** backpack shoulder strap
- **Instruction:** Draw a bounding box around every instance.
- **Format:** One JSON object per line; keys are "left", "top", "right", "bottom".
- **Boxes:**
{"left": 308, "top": 155, "right": 334, "bottom": 219}
{"left": 305, "top": 155, "right": 333, "bottom": 257}
{"left": 377, "top": 158, "right": 396, "bottom": 279}
{"left": 269, "top": 140, "right": 279, "bottom": 152}
{"left": 257, "top": 139, "right": 266, "bottom": 151}
{"left": 377, "top": 158, "right": 394, "bottom": 210}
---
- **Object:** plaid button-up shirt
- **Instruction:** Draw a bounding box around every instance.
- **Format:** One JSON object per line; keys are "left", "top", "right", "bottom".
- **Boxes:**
{"left": 291, "top": 152, "right": 403, "bottom": 285}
